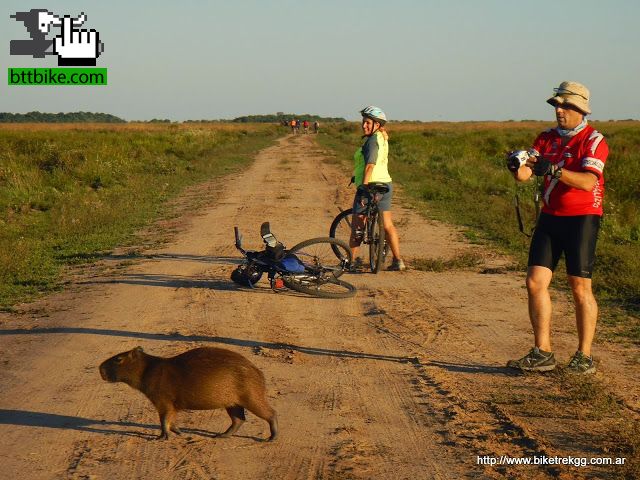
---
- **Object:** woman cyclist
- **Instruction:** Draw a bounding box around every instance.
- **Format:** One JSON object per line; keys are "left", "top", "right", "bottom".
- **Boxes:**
{"left": 350, "top": 106, "right": 405, "bottom": 271}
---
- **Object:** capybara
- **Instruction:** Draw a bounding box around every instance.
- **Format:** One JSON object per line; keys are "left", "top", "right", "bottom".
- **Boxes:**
{"left": 99, "top": 346, "right": 278, "bottom": 441}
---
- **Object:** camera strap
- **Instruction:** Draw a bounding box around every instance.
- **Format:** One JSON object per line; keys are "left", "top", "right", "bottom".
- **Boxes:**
{"left": 514, "top": 177, "right": 541, "bottom": 237}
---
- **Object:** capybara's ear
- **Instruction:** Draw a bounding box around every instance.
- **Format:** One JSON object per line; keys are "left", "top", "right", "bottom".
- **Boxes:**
{"left": 130, "top": 346, "right": 144, "bottom": 358}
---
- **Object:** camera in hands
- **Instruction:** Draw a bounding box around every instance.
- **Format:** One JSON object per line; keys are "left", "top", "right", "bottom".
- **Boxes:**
{"left": 506, "top": 149, "right": 539, "bottom": 173}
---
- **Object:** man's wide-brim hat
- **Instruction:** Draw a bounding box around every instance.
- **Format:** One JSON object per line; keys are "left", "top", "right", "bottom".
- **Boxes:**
{"left": 547, "top": 81, "right": 591, "bottom": 115}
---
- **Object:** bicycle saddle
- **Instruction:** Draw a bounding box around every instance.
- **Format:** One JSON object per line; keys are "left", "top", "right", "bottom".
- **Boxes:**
{"left": 367, "top": 182, "right": 390, "bottom": 194}
{"left": 260, "top": 222, "right": 285, "bottom": 260}
{"left": 260, "top": 222, "right": 278, "bottom": 247}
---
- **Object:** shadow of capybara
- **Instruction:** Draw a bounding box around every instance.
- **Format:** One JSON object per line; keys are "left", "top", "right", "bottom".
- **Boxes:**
{"left": 99, "top": 346, "right": 277, "bottom": 441}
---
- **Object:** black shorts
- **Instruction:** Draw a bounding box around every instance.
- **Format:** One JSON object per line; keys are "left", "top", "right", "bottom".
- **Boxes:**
{"left": 528, "top": 213, "right": 601, "bottom": 278}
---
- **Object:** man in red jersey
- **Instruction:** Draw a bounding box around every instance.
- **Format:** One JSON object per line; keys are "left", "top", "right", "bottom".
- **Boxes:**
{"left": 506, "top": 81, "right": 609, "bottom": 374}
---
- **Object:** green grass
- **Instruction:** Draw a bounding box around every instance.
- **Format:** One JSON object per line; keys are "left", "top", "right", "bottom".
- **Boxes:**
{"left": 492, "top": 373, "right": 623, "bottom": 421}
{"left": 317, "top": 121, "right": 640, "bottom": 343}
{"left": 411, "top": 252, "right": 484, "bottom": 272}
{"left": 0, "top": 123, "right": 280, "bottom": 308}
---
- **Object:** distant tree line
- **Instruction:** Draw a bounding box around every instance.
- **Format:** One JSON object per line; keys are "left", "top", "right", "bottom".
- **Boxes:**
{"left": 0, "top": 111, "right": 355, "bottom": 124}
{"left": 0, "top": 111, "right": 126, "bottom": 123}
{"left": 231, "top": 113, "right": 346, "bottom": 123}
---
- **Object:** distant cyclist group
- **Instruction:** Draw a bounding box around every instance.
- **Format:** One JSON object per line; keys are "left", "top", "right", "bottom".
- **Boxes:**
{"left": 287, "top": 119, "right": 319, "bottom": 134}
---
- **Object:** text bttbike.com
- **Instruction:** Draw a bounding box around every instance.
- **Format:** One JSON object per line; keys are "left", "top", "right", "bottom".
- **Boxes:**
{"left": 8, "top": 68, "right": 107, "bottom": 86}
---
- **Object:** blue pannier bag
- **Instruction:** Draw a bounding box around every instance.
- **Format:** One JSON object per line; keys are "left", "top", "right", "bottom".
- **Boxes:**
{"left": 279, "top": 254, "right": 306, "bottom": 273}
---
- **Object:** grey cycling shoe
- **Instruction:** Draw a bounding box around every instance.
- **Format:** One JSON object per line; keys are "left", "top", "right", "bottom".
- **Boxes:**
{"left": 566, "top": 351, "right": 596, "bottom": 375}
{"left": 507, "top": 347, "right": 556, "bottom": 372}
{"left": 387, "top": 258, "right": 406, "bottom": 271}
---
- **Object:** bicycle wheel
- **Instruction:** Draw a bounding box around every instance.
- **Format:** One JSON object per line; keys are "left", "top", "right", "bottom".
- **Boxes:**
{"left": 288, "top": 237, "right": 352, "bottom": 280}
{"left": 368, "top": 207, "right": 386, "bottom": 273}
{"left": 328, "top": 209, "right": 353, "bottom": 261}
{"left": 283, "top": 275, "right": 357, "bottom": 299}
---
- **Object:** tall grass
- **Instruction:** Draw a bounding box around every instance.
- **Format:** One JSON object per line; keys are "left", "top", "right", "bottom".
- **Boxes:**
{"left": 318, "top": 121, "right": 640, "bottom": 340}
{"left": 0, "top": 123, "right": 279, "bottom": 308}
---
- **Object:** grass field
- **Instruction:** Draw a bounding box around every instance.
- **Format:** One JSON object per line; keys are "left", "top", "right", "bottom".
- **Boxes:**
{"left": 318, "top": 121, "right": 640, "bottom": 344}
{"left": 3, "top": 120, "right": 638, "bottom": 345}
{"left": 0, "top": 122, "right": 279, "bottom": 309}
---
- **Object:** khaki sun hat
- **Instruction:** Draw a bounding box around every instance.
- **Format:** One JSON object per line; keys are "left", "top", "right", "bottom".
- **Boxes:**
{"left": 547, "top": 81, "right": 591, "bottom": 115}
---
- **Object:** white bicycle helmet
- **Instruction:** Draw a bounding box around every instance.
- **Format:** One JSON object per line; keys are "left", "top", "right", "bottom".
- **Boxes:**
{"left": 360, "top": 106, "right": 387, "bottom": 125}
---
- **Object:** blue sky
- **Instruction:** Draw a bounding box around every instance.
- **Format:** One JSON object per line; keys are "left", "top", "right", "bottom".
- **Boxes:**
{"left": 2, "top": 0, "right": 639, "bottom": 121}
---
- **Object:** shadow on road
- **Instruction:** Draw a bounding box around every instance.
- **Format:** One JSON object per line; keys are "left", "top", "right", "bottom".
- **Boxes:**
{"left": 81, "top": 273, "right": 240, "bottom": 291}
{"left": 0, "top": 327, "right": 418, "bottom": 365}
{"left": 428, "top": 360, "right": 520, "bottom": 377}
{"left": 0, "top": 409, "right": 156, "bottom": 439}
{"left": 79, "top": 273, "right": 341, "bottom": 298}
{"left": 0, "top": 409, "right": 264, "bottom": 441}
{"left": 105, "top": 253, "right": 241, "bottom": 265}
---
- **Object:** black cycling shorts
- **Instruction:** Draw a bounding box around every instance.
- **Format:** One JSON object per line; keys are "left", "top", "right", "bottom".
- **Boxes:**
{"left": 528, "top": 213, "right": 601, "bottom": 278}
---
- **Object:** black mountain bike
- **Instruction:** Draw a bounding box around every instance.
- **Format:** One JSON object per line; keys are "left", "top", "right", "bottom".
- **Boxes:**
{"left": 329, "top": 182, "right": 389, "bottom": 273}
{"left": 231, "top": 222, "right": 356, "bottom": 298}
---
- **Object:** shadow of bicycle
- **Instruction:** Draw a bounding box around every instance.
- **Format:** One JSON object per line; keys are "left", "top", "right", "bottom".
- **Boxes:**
{"left": 79, "top": 273, "right": 314, "bottom": 297}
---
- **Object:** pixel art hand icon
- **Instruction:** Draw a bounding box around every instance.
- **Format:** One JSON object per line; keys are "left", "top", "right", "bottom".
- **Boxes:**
{"left": 53, "top": 15, "right": 101, "bottom": 66}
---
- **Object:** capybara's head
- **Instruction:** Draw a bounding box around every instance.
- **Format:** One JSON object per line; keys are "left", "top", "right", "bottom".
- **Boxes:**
{"left": 99, "top": 346, "right": 146, "bottom": 384}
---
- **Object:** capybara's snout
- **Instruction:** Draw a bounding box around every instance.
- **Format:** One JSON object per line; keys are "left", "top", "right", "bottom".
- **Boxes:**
{"left": 99, "top": 362, "right": 113, "bottom": 381}
{"left": 99, "top": 348, "right": 142, "bottom": 383}
{"left": 99, "top": 360, "right": 117, "bottom": 382}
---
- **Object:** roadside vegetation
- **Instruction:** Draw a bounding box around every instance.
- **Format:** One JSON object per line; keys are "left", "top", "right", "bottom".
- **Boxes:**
{"left": 0, "top": 122, "right": 279, "bottom": 309}
{"left": 317, "top": 121, "right": 640, "bottom": 344}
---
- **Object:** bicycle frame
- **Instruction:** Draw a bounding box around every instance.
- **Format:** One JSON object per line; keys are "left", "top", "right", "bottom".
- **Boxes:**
{"left": 351, "top": 184, "right": 389, "bottom": 272}
{"left": 328, "top": 183, "right": 390, "bottom": 273}
{"left": 358, "top": 191, "right": 384, "bottom": 243}
{"left": 232, "top": 223, "right": 355, "bottom": 297}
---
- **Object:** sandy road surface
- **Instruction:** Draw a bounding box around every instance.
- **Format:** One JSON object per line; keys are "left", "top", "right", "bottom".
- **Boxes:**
{"left": 0, "top": 134, "right": 637, "bottom": 480}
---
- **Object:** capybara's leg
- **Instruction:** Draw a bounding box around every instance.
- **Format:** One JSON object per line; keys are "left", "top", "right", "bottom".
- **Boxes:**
{"left": 158, "top": 413, "right": 169, "bottom": 440}
{"left": 157, "top": 406, "right": 177, "bottom": 440}
{"left": 245, "top": 400, "right": 278, "bottom": 441}
{"left": 220, "top": 406, "right": 245, "bottom": 437}
{"left": 266, "top": 413, "right": 278, "bottom": 441}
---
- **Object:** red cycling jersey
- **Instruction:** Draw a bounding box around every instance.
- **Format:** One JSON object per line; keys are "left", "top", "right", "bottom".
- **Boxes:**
{"left": 532, "top": 124, "right": 608, "bottom": 216}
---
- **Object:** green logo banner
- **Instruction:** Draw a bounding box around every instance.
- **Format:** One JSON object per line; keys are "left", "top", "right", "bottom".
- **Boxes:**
{"left": 8, "top": 68, "right": 107, "bottom": 86}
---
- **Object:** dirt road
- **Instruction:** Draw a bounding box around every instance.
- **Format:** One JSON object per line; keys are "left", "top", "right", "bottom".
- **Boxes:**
{"left": 0, "top": 134, "right": 636, "bottom": 479}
